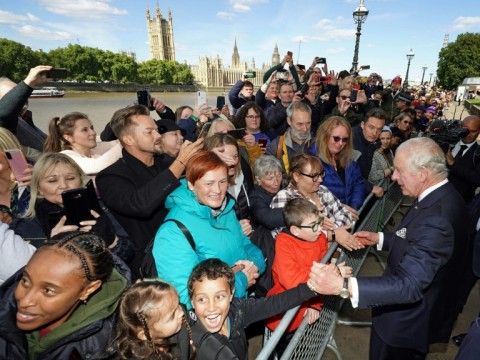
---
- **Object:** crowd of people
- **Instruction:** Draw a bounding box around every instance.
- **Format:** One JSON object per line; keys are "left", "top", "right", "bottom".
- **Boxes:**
{"left": 0, "top": 60, "right": 478, "bottom": 360}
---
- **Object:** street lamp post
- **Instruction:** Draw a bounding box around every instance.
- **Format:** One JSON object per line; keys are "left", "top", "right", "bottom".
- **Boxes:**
{"left": 429, "top": 72, "right": 433, "bottom": 84}
{"left": 403, "top": 48, "right": 415, "bottom": 89}
{"left": 421, "top": 65, "right": 427, "bottom": 85}
{"left": 351, "top": 0, "right": 369, "bottom": 74}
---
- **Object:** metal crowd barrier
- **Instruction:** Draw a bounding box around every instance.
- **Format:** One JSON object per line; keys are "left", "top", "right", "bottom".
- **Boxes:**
{"left": 256, "top": 179, "right": 403, "bottom": 360}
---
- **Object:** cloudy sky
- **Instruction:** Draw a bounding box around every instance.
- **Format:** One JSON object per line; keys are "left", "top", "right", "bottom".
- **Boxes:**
{"left": 1, "top": 0, "right": 479, "bottom": 80}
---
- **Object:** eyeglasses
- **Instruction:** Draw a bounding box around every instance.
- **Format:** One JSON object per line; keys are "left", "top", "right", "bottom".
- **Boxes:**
{"left": 297, "top": 216, "right": 324, "bottom": 232}
{"left": 299, "top": 171, "right": 325, "bottom": 181}
{"left": 339, "top": 95, "right": 349, "bottom": 100}
{"left": 332, "top": 136, "right": 349, "bottom": 143}
{"left": 245, "top": 115, "right": 261, "bottom": 120}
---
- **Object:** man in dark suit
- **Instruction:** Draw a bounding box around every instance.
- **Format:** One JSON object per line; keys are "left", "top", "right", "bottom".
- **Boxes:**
{"left": 96, "top": 105, "right": 203, "bottom": 279}
{"left": 446, "top": 115, "right": 480, "bottom": 203}
{"left": 308, "top": 137, "right": 469, "bottom": 359}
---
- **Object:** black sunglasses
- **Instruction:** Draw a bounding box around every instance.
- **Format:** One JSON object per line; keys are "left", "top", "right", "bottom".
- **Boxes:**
{"left": 332, "top": 136, "right": 349, "bottom": 143}
{"left": 299, "top": 171, "right": 326, "bottom": 181}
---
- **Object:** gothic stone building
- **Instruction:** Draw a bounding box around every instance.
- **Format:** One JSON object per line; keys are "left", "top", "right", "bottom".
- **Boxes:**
{"left": 146, "top": 3, "right": 175, "bottom": 61}
{"left": 190, "top": 41, "right": 281, "bottom": 89}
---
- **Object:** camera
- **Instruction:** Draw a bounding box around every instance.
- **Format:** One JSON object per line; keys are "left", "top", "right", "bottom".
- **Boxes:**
{"left": 244, "top": 71, "right": 256, "bottom": 79}
{"left": 137, "top": 90, "right": 155, "bottom": 111}
{"left": 315, "top": 57, "right": 326, "bottom": 64}
{"left": 320, "top": 76, "right": 331, "bottom": 83}
{"left": 428, "top": 119, "right": 469, "bottom": 153}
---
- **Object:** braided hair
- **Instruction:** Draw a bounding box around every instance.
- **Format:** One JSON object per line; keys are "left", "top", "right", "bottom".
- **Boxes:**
{"left": 46, "top": 231, "right": 113, "bottom": 283}
{"left": 114, "top": 280, "right": 195, "bottom": 360}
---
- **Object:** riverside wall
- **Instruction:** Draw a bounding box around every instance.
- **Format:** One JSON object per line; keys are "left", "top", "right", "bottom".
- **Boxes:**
{"left": 46, "top": 82, "right": 198, "bottom": 93}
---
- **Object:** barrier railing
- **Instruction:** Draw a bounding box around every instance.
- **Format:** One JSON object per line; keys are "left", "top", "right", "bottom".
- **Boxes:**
{"left": 257, "top": 179, "right": 403, "bottom": 360}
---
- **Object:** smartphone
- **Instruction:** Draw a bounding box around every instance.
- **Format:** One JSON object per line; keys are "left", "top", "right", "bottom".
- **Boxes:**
{"left": 227, "top": 128, "right": 246, "bottom": 140}
{"left": 197, "top": 91, "right": 207, "bottom": 106}
{"left": 287, "top": 51, "right": 293, "bottom": 57}
{"left": 45, "top": 68, "right": 68, "bottom": 79}
{"left": 316, "top": 57, "right": 327, "bottom": 64}
{"left": 320, "top": 76, "right": 331, "bottom": 83}
{"left": 231, "top": 264, "right": 245, "bottom": 273}
{"left": 216, "top": 96, "right": 225, "bottom": 110}
{"left": 5, "top": 149, "right": 29, "bottom": 181}
{"left": 275, "top": 69, "right": 289, "bottom": 80}
{"left": 137, "top": 90, "right": 154, "bottom": 110}
{"left": 244, "top": 71, "right": 256, "bottom": 79}
{"left": 258, "top": 137, "right": 268, "bottom": 149}
{"left": 361, "top": 65, "right": 371, "bottom": 70}
{"left": 352, "top": 84, "right": 361, "bottom": 90}
{"left": 61, "top": 180, "right": 102, "bottom": 226}
{"left": 350, "top": 89, "right": 358, "bottom": 103}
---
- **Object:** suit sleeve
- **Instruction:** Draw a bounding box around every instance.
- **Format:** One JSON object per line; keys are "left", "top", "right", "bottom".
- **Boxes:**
{"left": 449, "top": 149, "right": 480, "bottom": 187}
{"left": 357, "top": 214, "right": 454, "bottom": 307}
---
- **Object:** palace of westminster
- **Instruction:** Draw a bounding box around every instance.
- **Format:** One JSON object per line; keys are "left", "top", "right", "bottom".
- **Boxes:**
{"left": 146, "top": 3, "right": 281, "bottom": 88}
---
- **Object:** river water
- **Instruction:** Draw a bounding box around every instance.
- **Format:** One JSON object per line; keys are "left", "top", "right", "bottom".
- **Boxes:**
{"left": 28, "top": 91, "right": 225, "bottom": 133}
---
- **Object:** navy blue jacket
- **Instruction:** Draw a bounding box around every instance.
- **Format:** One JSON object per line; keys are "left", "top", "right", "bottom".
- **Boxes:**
{"left": 357, "top": 182, "right": 469, "bottom": 353}
{"left": 352, "top": 124, "right": 380, "bottom": 194}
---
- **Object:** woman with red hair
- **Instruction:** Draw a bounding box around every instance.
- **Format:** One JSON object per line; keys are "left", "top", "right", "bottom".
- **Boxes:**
{"left": 152, "top": 150, "right": 265, "bottom": 307}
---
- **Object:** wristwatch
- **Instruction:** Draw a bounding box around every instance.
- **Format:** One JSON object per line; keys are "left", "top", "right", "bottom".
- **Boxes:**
{"left": 339, "top": 278, "right": 350, "bottom": 299}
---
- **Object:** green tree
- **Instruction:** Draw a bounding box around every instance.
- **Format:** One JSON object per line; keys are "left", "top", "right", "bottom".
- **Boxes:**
{"left": 0, "top": 39, "right": 38, "bottom": 80}
{"left": 437, "top": 32, "right": 480, "bottom": 89}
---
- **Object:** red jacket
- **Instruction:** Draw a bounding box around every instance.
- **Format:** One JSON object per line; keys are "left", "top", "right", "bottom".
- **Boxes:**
{"left": 266, "top": 231, "right": 327, "bottom": 332}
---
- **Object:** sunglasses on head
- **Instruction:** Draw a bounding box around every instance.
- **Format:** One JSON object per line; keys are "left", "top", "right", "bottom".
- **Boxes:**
{"left": 332, "top": 136, "right": 349, "bottom": 143}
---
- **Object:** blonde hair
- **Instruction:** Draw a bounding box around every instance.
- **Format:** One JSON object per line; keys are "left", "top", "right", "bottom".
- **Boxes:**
{"left": 314, "top": 116, "right": 354, "bottom": 168}
{"left": 206, "top": 118, "right": 235, "bottom": 138}
{"left": 24, "top": 153, "right": 88, "bottom": 219}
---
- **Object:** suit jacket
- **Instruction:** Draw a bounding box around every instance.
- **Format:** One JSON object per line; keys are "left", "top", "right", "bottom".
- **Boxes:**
{"left": 448, "top": 142, "right": 480, "bottom": 203}
{"left": 357, "top": 182, "right": 469, "bottom": 353}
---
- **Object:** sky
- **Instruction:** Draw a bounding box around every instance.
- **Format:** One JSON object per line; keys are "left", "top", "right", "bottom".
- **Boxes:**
{"left": 1, "top": 0, "right": 479, "bottom": 82}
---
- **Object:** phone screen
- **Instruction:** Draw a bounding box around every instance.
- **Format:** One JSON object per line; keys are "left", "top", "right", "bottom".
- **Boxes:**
{"left": 350, "top": 90, "right": 358, "bottom": 103}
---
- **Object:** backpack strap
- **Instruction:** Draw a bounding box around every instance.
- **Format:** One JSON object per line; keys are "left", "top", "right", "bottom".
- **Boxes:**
{"left": 164, "top": 219, "right": 195, "bottom": 251}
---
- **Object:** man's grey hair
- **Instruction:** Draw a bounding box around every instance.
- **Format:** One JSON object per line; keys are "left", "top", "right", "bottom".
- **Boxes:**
{"left": 396, "top": 137, "right": 448, "bottom": 179}
{"left": 253, "top": 155, "right": 283, "bottom": 179}
{"left": 286, "top": 101, "right": 311, "bottom": 119}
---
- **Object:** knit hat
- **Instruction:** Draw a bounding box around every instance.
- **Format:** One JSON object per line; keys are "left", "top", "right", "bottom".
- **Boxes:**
{"left": 382, "top": 125, "right": 392, "bottom": 134}
{"left": 426, "top": 107, "right": 436, "bottom": 114}
{"left": 414, "top": 105, "right": 426, "bottom": 112}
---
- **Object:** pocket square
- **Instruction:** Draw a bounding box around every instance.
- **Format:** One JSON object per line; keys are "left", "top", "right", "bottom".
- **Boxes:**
{"left": 396, "top": 228, "right": 407, "bottom": 239}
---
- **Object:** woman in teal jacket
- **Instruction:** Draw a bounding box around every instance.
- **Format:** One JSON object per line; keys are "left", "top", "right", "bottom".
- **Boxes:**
{"left": 153, "top": 151, "right": 266, "bottom": 307}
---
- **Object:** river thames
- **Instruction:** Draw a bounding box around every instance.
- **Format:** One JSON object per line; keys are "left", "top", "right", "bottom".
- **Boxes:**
{"left": 28, "top": 91, "right": 225, "bottom": 133}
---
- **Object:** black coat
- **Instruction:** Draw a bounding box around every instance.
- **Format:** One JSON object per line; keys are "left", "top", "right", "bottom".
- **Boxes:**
{"left": 187, "top": 283, "right": 317, "bottom": 360}
{"left": 448, "top": 142, "right": 480, "bottom": 203}
{"left": 96, "top": 149, "right": 180, "bottom": 278}
{"left": 249, "top": 184, "right": 284, "bottom": 230}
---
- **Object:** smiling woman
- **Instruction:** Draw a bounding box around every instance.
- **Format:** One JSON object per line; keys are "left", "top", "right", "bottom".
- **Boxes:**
{"left": 152, "top": 150, "right": 266, "bottom": 307}
{"left": 0, "top": 231, "right": 129, "bottom": 359}
{"left": 44, "top": 112, "right": 122, "bottom": 178}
